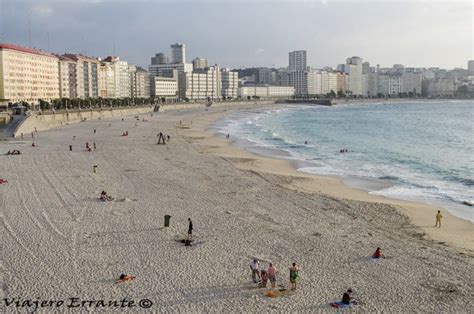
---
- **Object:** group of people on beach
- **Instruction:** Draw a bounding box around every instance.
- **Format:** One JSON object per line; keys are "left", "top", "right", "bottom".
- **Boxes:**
{"left": 249, "top": 260, "right": 300, "bottom": 290}
{"left": 6, "top": 150, "right": 21, "bottom": 155}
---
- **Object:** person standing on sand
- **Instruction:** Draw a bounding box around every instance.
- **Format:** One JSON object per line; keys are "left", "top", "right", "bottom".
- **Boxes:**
{"left": 435, "top": 210, "right": 443, "bottom": 228}
{"left": 187, "top": 218, "right": 193, "bottom": 240}
{"left": 267, "top": 263, "right": 278, "bottom": 289}
{"left": 249, "top": 259, "right": 261, "bottom": 283}
{"left": 289, "top": 263, "right": 299, "bottom": 290}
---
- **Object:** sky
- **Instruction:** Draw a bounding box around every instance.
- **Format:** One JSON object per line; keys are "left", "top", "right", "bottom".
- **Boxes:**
{"left": 0, "top": 0, "right": 472, "bottom": 70}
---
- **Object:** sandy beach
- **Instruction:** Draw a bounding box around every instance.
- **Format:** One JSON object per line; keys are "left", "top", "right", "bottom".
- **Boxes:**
{"left": 1, "top": 104, "right": 473, "bottom": 312}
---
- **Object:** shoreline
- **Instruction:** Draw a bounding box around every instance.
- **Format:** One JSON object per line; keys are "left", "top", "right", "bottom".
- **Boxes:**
{"left": 180, "top": 104, "right": 473, "bottom": 252}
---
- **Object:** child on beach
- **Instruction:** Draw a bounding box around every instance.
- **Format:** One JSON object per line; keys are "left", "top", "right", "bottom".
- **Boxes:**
{"left": 259, "top": 270, "right": 268, "bottom": 288}
{"left": 435, "top": 210, "right": 443, "bottom": 228}
{"left": 289, "top": 263, "right": 299, "bottom": 290}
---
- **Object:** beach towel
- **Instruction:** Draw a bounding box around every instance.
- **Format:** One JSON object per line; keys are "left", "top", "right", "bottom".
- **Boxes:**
{"left": 329, "top": 300, "right": 359, "bottom": 308}
{"left": 265, "top": 288, "right": 295, "bottom": 298}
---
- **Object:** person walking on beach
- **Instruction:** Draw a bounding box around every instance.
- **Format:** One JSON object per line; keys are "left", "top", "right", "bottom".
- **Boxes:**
{"left": 157, "top": 132, "right": 166, "bottom": 144}
{"left": 187, "top": 218, "right": 193, "bottom": 240}
{"left": 267, "top": 263, "right": 278, "bottom": 289}
{"left": 289, "top": 263, "right": 300, "bottom": 290}
{"left": 249, "top": 259, "right": 261, "bottom": 283}
{"left": 435, "top": 210, "right": 443, "bottom": 228}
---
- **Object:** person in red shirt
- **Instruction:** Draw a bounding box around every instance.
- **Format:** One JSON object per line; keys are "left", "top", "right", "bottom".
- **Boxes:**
{"left": 372, "top": 247, "right": 385, "bottom": 259}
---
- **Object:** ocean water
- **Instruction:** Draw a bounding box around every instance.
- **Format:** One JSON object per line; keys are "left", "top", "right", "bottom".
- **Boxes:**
{"left": 214, "top": 100, "right": 474, "bottom": 222}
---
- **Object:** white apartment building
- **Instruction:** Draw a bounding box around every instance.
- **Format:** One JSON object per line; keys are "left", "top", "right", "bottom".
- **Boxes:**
{"left": 238, "top": 85, "right": 294, "bottom": 98}
{"left": 102, "top": 56, "right": 131, "bottom": 98}
{"left": 98, "top": 63, "right": 108, "bottom": 98}
{"left": 0, "top": 43, "right": 59, "bottom": 104}
{"left": 402, "top": 72, "right": 423, "bottom": 95}
{"left": 307, "top": 71, "right": 321, "bottom": 95}
{"left": 221, "top": 68, "right": 238, "bottom": 98}
{"left": 327, "top": 72, "right": 338, "bottom": 94}
{"left": 307, "top": 71, "right": 338, "bottom": 95}
{"left": 377, "top": 74, "right": 403, "bottom": 96}
{"left": 422, "top": 78, "right": 455, "bottom": 96}
{"left": 345, "top": 57, "right": 363, "bottom": 95}
{"left": 178, "top": 66, "right": 221, "bottom": 100}
{"left": 152, "top": 76, "right": 178, "bottom": 97}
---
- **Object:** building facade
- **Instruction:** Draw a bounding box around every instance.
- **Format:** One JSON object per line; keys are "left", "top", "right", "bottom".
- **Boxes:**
{"left": 130, "top": 66, "right": 150, "bottom": 98}
{"left": 221, "top": 68, "right": 238, "bottom": 98}
{"left": 238, "top": 85, "right": 294, "bottom": 98}
{"left": 0, "top": 43, "right": 59, "bottom": 103}
{"left": 192, "top": 57, "right": 209, "bottom": 70}
{"left": 151, "top": 53, "right": 169, "bottom": 65}
{"left": 58, "top": 55, "right": 77, "bottom": 99}
{"left": 171, "top": 43, "right": 186, "bottom": 63}
{"left": 289, "top": 50, "right": 307, "bottom": 71}
{"left": 102, "top": 56, "right": 131, "bottom": 98}
{"left": 178, "top": 65, "right": 221, "bottom": 100}
{"left": 345, "top": 56, "right": 363, "bottom": 95}
{"left": 468, "top": 60, "right": 474, "bottom": 76}
{"left": 152, "top": 76, "right": 178, "bottom": 97}
{"left": 62, "top": 54, "right": 100, "bottom": 98}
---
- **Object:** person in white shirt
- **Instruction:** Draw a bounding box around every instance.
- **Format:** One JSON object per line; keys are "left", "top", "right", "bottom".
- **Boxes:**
{"left": 249, "top": 259, "right": 261, "bottom": 283}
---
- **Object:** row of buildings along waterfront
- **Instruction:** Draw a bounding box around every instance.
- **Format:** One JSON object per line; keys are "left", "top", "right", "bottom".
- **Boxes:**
{"left": 1, "top": 41, "right": 473, "bottom": 109}
{"left": 243, "top": 52, "right": 474, "bottom": 98}
{"left": 1, "top": 42, "right": 248, "bottom": 108}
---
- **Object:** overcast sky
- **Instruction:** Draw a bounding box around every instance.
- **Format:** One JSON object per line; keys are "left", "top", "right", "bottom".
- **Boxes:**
{"left": 0, "top": 0, "right": 472, "bottom": 69}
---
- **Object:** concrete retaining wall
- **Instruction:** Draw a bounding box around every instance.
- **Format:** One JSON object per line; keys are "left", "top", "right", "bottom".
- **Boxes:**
{"left": 157, "top": 100, "right": 275, "bottom": 112}
{"left": 13, "top": 106, "right": 153, "bottom": 137}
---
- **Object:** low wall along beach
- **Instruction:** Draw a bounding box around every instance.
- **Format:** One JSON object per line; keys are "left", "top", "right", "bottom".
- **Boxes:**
{"left": 13, "top": 101, "right": 275, "bottom": 137}
{"left": 13, "top": 106, "right": 154, "bottom": 137}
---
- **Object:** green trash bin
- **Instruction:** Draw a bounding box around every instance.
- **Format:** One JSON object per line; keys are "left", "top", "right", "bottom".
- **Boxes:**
{"left": 164, "top": 215, "right": 171, "bottom": 227}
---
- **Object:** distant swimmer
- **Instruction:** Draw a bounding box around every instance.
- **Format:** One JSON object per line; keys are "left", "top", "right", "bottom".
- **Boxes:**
{"left": 435, "top": 210, "right": 443, "bottom": 228}
{"left": 304, "top": 141, "right": 308, "bottom": 145}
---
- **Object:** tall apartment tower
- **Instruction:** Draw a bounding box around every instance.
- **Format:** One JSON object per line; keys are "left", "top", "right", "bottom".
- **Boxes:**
{"left": 171, "top": 43, "right": 186, "bottom": 64}
{"left": 345, "top": 56, "right": 363, "bottom": 96}
{"left": 289, "top": 50, "right": 307, "bottom": 71}
{"left": 468, "top": 60, "right": 474, "bottom": 75}
{"left": 151, "top": 53, "right": 169, "bottom": 65}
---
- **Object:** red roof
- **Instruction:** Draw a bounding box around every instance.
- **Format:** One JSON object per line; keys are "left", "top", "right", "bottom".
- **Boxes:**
{"left": 0, "top": 43, "right": 56, "bottom": 58}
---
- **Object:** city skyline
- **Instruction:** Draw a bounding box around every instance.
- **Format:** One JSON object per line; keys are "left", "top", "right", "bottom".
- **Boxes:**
{"left": 0, "top": 0, "right": 472, "bottom": 70}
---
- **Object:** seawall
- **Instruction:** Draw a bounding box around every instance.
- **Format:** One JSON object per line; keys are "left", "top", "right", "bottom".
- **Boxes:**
{"left": 157, "top": 100, "right": 275, "bottom": 112}
{"left": 13, "top": 106, "right": 154, "bottom": 137}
